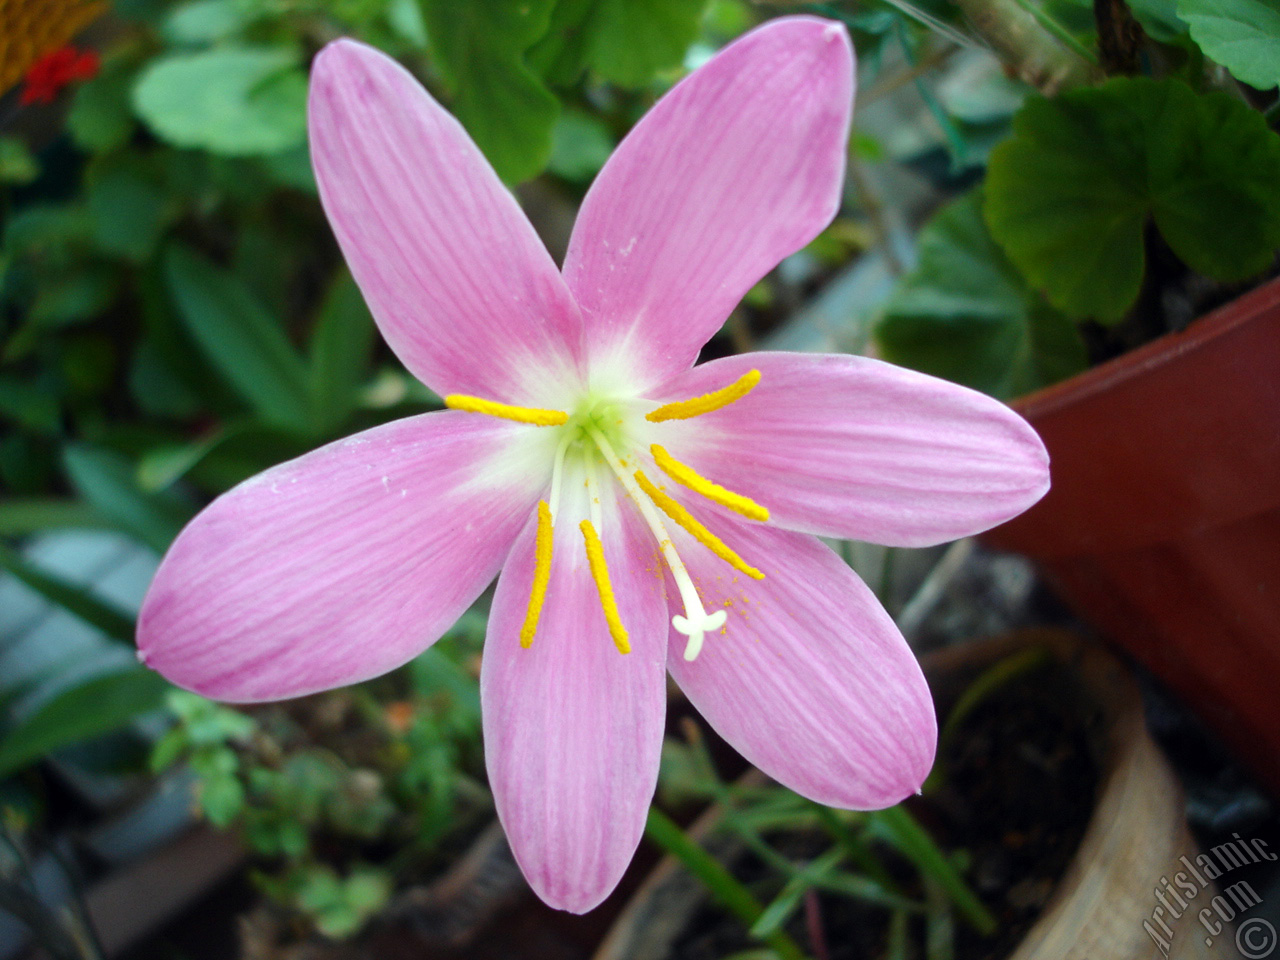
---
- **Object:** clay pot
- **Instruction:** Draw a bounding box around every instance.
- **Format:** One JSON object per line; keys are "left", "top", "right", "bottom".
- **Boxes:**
{"left": 982, "top": 279, "right": 1280, "bottom": 796}
{"left": 595, "top": 631, "right": 1227, "bottom": 960}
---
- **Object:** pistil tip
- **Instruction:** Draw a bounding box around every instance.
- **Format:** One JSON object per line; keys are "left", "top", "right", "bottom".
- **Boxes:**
{"left": 674, "top": 610, "right": 728, "bottom": 661}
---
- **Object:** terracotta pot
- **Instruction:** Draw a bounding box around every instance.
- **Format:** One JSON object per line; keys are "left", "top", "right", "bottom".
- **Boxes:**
{"left": 595, "top": 631, "right": 1229, "bottom": 960}
{"left": 982, "top": 278, "right": 1280, "bottom": 796}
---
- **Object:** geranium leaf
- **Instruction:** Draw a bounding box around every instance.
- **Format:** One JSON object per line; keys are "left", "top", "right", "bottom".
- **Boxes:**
{"left": 877, "top": 190, "right": 1086, "bottom": 399}
{"left": 1177, "top": 0, "right": 1280, "bottom": 89}
{"left": 417, "top": 0, "right": 559, "bottom": 184}
{"left": 586, "top": 0, "right": 710, "bottom": 87}
{"left": 985, "top": 77, "right": 1280, "bottom": 321}
{"left": 133, "top": 46, "right": 307, "bottom": 156}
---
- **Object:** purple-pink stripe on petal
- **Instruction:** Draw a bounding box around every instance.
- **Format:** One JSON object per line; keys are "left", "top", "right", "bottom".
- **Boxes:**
{"left": 563, "top": 17, "right": 854, "bottom": 390}
{"left": 138, "top": 412, "right": 539, "bottom": 702}
{"left": 309, "top": 40, "right": 585, "bottom": 404}
{"left": 483, "top": 485, "right": 668, "bottom": 914}
{"left": 648, "top": 351, "right": 1050, "bottom": 547}
{"left": 666, "top": 516, "right": 936, "bottom": 809}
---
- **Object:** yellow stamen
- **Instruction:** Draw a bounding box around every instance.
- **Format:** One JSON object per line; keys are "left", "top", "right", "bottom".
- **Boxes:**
{"left": 579, "top": 519, "right": 631, "bottom": 654}
{"left": 519, "top": 501, "right": 554, "bottom": 648}
{"left": 587, "top": 427, "right": 725, "bottom": 661}
{"left": 646, "top": 369, "right": 761, "bottom": 422}
{"left": 650, "top": 445, "right": 769, "bottom": 522}
{"left": 634, "top": 470, "right": 764, "bottom": 580}
{"left": 445, "top": 394, "right": 568, "bottom": 426}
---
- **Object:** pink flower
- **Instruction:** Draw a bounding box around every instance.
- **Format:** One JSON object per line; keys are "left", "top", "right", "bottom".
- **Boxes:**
{"left": 137, "top": 17, "right": 1049, "bottom": 913}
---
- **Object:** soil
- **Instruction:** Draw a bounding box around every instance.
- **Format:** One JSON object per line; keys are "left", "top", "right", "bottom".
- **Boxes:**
{"left": 669, "top": 655, "right": 1102, "bottom": 960}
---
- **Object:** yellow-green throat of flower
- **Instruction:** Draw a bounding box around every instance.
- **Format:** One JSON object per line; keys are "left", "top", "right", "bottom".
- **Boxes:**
{"left": 445, "top": 369, "right": 768, "bottom": 661}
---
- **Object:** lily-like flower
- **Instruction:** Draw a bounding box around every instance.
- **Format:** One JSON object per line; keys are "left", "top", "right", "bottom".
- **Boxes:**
{"left": 137, "top": 17, "right": 1049, "bottom": 913}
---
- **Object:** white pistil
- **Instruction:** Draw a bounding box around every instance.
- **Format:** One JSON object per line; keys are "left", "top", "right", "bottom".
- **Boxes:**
{"left": 547, "top": 432, "right": 574, "bottom": 522}
{"left": 586, "top": 427, "right": 726, "bottom": 661}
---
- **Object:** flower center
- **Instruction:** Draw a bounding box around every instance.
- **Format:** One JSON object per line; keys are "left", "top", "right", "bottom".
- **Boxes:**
{"left": 444, "top": 370, "right": 767, "bottom": 661}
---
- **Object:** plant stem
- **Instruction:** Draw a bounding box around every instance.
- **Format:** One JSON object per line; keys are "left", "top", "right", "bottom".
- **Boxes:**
{"left": 1006, "top": 0, "right": 1100, "bottom": 64}
{"left": 872, "top": 806, "right": 997, "bottom": 936}
{"left": 644, "top": 807, "right": 810, "bottom": 960}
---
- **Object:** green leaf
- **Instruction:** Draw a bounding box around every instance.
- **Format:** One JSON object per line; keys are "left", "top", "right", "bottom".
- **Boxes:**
{"left": 137, "top": 427, "right": 238, "bottom": 492}
{"left": 985, "top": 77, "right": 1280, "bottom": 321}
{"left": 63, "top": 443, "right": 196, "bottom": 553}
{"left": 878, "top": 191, "right": 1087, "bottom": 399}
{"left": 548, "top": 109, "right": 615, "bottom": 182}
{"left": 198, "top": 771, "right": 246, "bottom": 826}
{"left": 0, "top": 668, "right": 170, "bottom": 779}
{"left": 586, "top": 0, "right": 710, "bottom": 86}
{"left": 165, "top": 244, "right": 314, "bottom": 432}
{"left": 68, "top": 60, "right": 137, "bottom": 152}
{"left": 133, "top": 47, "right": 308, "bottom": 156}
{"left": 128, "top": 338, "right": 204, "bottom": 420}
{"left": 0, "top": 377, "right": 60, "bottom": 433}
{"left": 529, "top": 0, "right": 709, "bottom": 88}
{"left": 4, "top": 203, "right": 94, "bottom": 253}
{"left": 1178, "top": 0, "right": 1280, "bottom": 89}
{"left": 259, "top": 145, "right": 316, "bottom": 193}
{"left": 0, "top": 543, "right": 136, "bottom": 643}
{"left": 309, "top": 271, "right": 375, "bottom": 432}
{"left": 344, "top": 868, "right": 393, "bottom": 914}
{"left": 0, "top": 136, "right": 38, "bottom": 185}
{"left": 164, "top": 0, "right": 255, "bottom": 43}
{"left": 29, "top": 266, "right": 119, "bottom": 327}
{"left": 418, "top": 0, "right": 559, "bottom": 183}
{"left": 0, "top": 499, "right": 113, "bottom": 536}
{"left": 87, "top": 162, "right": 172, "bottom": 262}
{"left": 871, "top": 806, "right": 996, "bottom": 936}
{"left": 526, "top": 0, "right": 595, "bottom": 85}
{"left": 1128, "top": 0, "right": 1187, "bottom": 42}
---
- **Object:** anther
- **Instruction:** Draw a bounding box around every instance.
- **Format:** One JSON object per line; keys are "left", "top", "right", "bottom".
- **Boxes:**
{"left": 650, "top": 445, "right": 769, "bottom": 522}
{"left": 519, "top": 501, "right": 555, "bottom": 648}
{"left": 586, "top": 427, "right": 725, "bottom": 661}
{"left": 580, "top": 519, "right": 630, "bottom": 654}
{"left": 634, "top": 470, "right": 763, "bottom": 580}
{"left": 646, "top": 369, "right": 761, "bottom": 422}
{"left": 445, "top": 394, "right": 569, "bottom": 426}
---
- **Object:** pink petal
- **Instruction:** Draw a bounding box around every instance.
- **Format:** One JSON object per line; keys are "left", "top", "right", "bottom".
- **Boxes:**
{"left": 666, "top": 518, "right": 935, "bottom": 808}
{"left": 138, "top": 413, "right": 542, "bottom": 702}
{"left": 651, "top": 352, "right": 1050, "bottom": 547}
{"left": 309, "top": 40, "right": 583, "bottom": 403}
{"left": 562, "top": 17, "right": 853, "bottom": 389}
{"left": 482, "top": 487, "right": 668, "bottom": 913}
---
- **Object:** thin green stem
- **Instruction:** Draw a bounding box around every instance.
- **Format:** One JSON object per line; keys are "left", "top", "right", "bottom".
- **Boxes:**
{"left": 872, "top": 806, "right": 996, "bottom": 936}
{"left": 1004, "top": 0, "right": 1100, "bottom": 65}
{"left": 644, "top": 808, "right": 810, "bottom": 960}
{"left": 812, "top": 806, "right": 900, "bottom": 895}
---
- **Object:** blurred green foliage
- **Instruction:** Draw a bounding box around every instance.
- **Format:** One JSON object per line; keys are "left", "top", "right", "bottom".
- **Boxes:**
{"left": 151, "top": 612, "right": 487, "bottom": 938}
{"left": 876, "top": 0, "right": 1280, "bottom": 396}
{"left": 3, "top": 0, "right": 1280, "bottom": 947}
